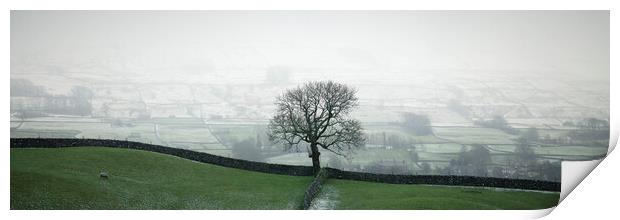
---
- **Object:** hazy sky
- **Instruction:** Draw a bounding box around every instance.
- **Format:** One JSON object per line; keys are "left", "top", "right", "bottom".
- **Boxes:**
{"left": 11, "top": 11, "right": 609, "bottom": 80}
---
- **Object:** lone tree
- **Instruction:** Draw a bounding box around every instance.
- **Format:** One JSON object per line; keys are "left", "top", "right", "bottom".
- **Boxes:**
{"left": 268, "top": 81, "right": 366, "bottom": 174}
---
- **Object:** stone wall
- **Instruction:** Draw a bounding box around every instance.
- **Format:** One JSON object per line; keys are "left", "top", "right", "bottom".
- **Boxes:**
{"left": 325, "top": 168, "right": 561, "bottom": 192}
{"left": 10, "top": 138, "right": 314, "bottom": 176}
{"left": 10, "top": 138, "right": 560, "bottom": 192}
{"left": 302, "top": 168, "right": 329, "bottom": 209}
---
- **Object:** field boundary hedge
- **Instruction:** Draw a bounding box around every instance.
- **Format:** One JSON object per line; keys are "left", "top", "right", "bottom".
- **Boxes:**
{"left": 10, "top": 138, "right": 560, "bottom": 192}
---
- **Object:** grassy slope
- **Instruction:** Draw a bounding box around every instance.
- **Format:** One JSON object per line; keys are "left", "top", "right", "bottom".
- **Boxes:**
{"left": 10, "top": 147, "right": 312, "bottom": 209}
{"left": 12, "top": 147, "right": 560, "bottom": 210}
{"left": 327, "top": 179, "right": 560, "bottom": 210}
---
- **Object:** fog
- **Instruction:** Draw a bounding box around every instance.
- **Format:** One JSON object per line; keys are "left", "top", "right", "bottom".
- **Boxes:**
{"left": 10, "top": 11, "right": 610, "bottom": 181}
{"left": 12, "top": 11, "right": 609, "bottom": 79}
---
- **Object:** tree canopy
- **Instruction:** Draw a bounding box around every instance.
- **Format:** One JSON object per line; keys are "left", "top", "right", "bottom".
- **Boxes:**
{"left": 268, "top": 81, "right": 365, "bottom": 174}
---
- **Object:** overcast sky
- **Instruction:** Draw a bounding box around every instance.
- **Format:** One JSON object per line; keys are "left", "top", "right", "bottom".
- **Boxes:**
{"left": 11, "top": 11, "right": 609, "bottom": 81}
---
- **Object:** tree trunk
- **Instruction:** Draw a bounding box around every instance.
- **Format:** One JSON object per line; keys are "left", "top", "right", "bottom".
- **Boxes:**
{"left": 309, "top": 143, "right": 321, "bottom": 175}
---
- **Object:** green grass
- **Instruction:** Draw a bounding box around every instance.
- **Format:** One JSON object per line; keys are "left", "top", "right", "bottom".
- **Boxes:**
{"left": 364, "top": 124, "right": 446, "bottom": 143}
{"left": 10, "top": 129, "right": 81, "bottom": 138}
{"left": 433, "top": 127, "right": 518, "bottom": 144}
{"left": 158, "top": 125, "right": 221, "bottom": 144}
{"left": 10, "top": 147, "right": 312, "bottom": 209}
{"left": 533, "top": 145, "right": 607, "bottom": 156}
{"left": 327, "top": 179, "right": 559, "bottom": 210}
{"left": 521, "top": 128, "right": 570, "bottom": 139}
{"left": 148, "top": 117, "right": 204, "bottom": 125}
{"left": 15, "top": 121, "right": 160, "bottom": 143}
{"left": 209, "top": 125, "right": 257, "bottom": 142}
{"left": 11, "top": 147, "right": 561, "bottom": 210}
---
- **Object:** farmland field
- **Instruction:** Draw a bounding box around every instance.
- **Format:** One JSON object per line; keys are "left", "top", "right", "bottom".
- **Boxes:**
{"left": 325, "top": 179, "right": 560, "bottom": 210}
{"left": 11, "top": 147, "right": 311, "bottom": 209}
{"left": 364, "top": 124, "right": 447, "bottom": 143}
{"left": 10, "top": 129, "right": 81, "bottom": 138}
{"left": 11, "top": 116, "right": 608, "bottom": 172}
{"left": 13, "top": 120, "right": 161, "bottom": 144}
{"left": 157, "top": 125, "right": 222, "bottom": 146}
{"left": 208, "top": 124, "right": 260, "bottom": 143}
{"left": 11, "top": 147, "right": 561, "bottom": 210}
{"left": 8, "top": 10, "right": 610, "bottom": 211}
{"left": 433, "top": 127, "right": 518, "bottom": 144}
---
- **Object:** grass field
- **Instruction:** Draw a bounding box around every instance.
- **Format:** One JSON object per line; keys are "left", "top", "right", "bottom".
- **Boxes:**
{"left": 208, "top": 124, "right": 258, "bottom": 143}
{"left": 10, "top": 129, "right": 81, "bottom": 138}
{"left": 433, "top": 127, "right": 518, "bottom": 144}
{"left": 364, "top": 124, "right": 446, "bottom": 144}
{"left": 158, "top": 125, "right": 215, "bottom": 142}
{"left": 14, "top": 121, "right": 161, "bottom": 144}
{"left": 12, "top": 117, "right": 607, "bottom": 167}
{"left": 12, "top": 147, "right": 562, "bottom": 210}
{"left": 10, "top": 147, "right": 311, "bottom": 209}
{"left": 326, "top": 179, "right": 560, "bottom": 210}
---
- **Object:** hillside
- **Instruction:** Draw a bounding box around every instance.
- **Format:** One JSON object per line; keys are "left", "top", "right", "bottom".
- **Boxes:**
{"left": 11, "top": 147, "right": 559, "bottom": 210}
{"left": 318, "top": 179, "right": 559, "bottom": 209}
{"left": 11, "top": 147, "right": 311, "bottom": 209}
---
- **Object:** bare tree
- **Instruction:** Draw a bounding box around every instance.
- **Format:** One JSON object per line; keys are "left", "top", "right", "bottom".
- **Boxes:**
{"left": 268, "top": 81, "right": 366, "bottom": 174}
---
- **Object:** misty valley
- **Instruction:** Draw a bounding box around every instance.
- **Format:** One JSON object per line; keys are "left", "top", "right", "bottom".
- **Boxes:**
{"left": 10, "top": 68, "right": 609, "bottom": 183}
{"left": 9, "top": 11, "right": 609, "bottom": 210}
